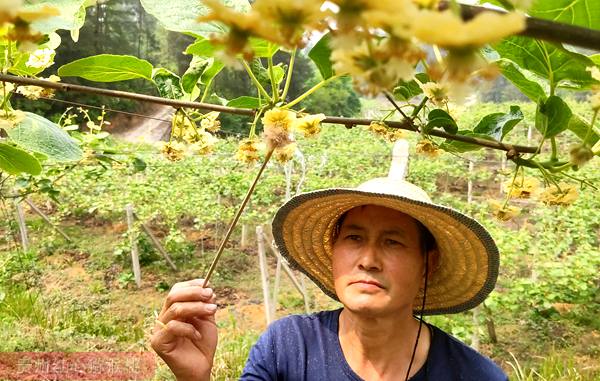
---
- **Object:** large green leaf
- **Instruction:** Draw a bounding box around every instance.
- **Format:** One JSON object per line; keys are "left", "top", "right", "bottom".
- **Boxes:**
{"left": 227, "top": 96, "right": 261, "bottom": 108}
{"left": 529, "top": 0, "right": 600, "bottom": 30}
{"left": 272, "top": 64, "right": 285, "bottom": 85}
{"left": 393, "top": 73, "right": 430, "bottom": 101}
{"left": 0, "top": 143, "right": 42, "bottom": 176}
{"left": 535, "top": 96, "right": 573, "bottom": 138}
{"left": 494, "top": 36, "right": 596, "bottom": 90}
{"left": 185, "top": 38, "right": 217, "bottom": 57}
{"left": 591, "top": 55, "right": 600, "bottom": 66}
{"left": 568, "top": 114, "right": 599, "bottom": 146}
{"left": 249, "top": 38, "right": 279, "bottom": 58}
{"left": 496, "top": 59, "right": 547, "bottom": 102}
{"left": 200, "top": 59, "right": 225, "bottom": 85}
{"left": 309, "top": 33, "right": 333, "bottom": 80}
{"left": 58, "top": 54, "right": 153, "bottom": 82}
{"left": 153, "top": 68, "right": 185, "bottom": 100}
{"left": 7, "top": 112, "right": 82, "bottom": 162}
{"left": 425, "top": 109, "right": 458, "bottom": 134}
{"left": 24, "top": 0, "right": 87, "bottom": 34}
{"left": 182, "top": 57, "right": 210, "bottom": 93}
{"left": 473, "top": 105, "right": 524, "bottom": 141}
{"left": 140, "top": 0, "right": 250, "bottom": 37}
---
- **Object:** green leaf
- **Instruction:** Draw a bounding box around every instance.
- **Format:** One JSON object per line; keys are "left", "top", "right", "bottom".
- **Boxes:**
{"left": 496, "top": 59, "right": 547, "bottom": 102}
{"left": 250, "top": 58, "right": 271, "bottom": 89}
{"left": 272, "top": 64, "right": 285, "bottom": 85}
{"left": 182, "top": 57, "right": 210, "bottom": 93}
{"left": 24, "top": 0, "right": 87, "bottom": 34}
{"left": 58, "top": 54, "right": 153, "bottom": 82}
{"left": 494, "top": 37, "right": 596, "bottom": 90}
{"left": 152, "top": 68, "right": 185, "bottom": 100}
{"left": 227, "top": 96, "right": 261, "bottom": 108}
{"left": 200, "top": 59, "right": 224, "bottom": 85}
{"left": 140, "top": 0, "right": 250, "bottom": 37}
{"left": 185, "top": 38, "right": 217, "bottom": 57}
{"left": 309, "top": 33, "right": 333, "bottom": 80}
{"left": 393, "top": 73, "right": 429, "bottom": 101}
{"left": 473, "top": 105, "right": 524, "bottom": 141}
{"left": 440, "top": 131, "right": 495, "bottom": 153}
{"left": 0, "top": 143, "right": 42, "bottom": 176}
{"left": 425, "top": 109, "right": 458, "bottom": 134}
{"left": 249, "top": 38, "right": 279, "bottom": 58}
{"left": 529, "top": 0, "right": 600, "bottom": 30}
{"left": 7, "top": 112, "right": 82, "bottom": 162}
{"left": 535, "top": 96, "right": 573, "bottom": 138}
{"left": 567, "top": 114, "right": 599, "bottom": 146}
{"left": 590, "top": 55, "right": 600, "bottom": 66}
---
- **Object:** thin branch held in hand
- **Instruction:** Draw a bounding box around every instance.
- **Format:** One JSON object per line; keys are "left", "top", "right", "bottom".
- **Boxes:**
{"left": 202, "top": 147, "right": 275, "bottom": 286}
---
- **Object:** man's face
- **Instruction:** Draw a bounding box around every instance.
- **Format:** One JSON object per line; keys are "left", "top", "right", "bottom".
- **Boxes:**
{"left": 332, "top": 205, "right": 425, "bottom": 317}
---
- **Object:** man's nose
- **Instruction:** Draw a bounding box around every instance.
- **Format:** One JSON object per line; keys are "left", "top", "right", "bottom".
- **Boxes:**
{"left": 357, "top": 243, "right": 382, "bottom": 271}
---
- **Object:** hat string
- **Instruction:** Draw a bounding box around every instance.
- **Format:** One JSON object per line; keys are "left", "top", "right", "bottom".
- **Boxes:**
{"left": 404, "top": 251, "right": 429, "bottom": 381}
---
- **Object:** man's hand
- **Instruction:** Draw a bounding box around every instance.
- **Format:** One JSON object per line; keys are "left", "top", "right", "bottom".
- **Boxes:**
{"left": 151, "top": 279, "right": 218, "bottom": 381}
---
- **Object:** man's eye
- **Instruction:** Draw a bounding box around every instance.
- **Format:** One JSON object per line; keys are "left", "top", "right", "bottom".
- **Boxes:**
{"left": 385, "top": 239, "right": 403, "bottom": 246}
{"left": 345, "top": 234, "right": 361, "bottom": 241}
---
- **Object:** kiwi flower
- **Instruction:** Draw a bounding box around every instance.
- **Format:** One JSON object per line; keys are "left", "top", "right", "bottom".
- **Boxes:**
{"left": 236, "top": 138, "right": 262, "bottom": 164}
{"left": 420, "top": 82, "right": 448, "bottom": 107}
{"left": 199, "top": 0, "right": 272, "bottom": 59}
{"left": 160, "top": 141, "right": 187, "bottom": 162}
{"left": 415, "top": 139, "right": 440, "bottom": 158}
{"left": 252, "top": 0, "right": 326, "bottom": 48}
{"left": 294, "top": 113, "right": 325, "bottom": 138}
{"left": 412, "top": 10, "right": 525, "bottom": 48}
{"left": 488, "top": 200, "right": 520, "bottom": 221}
{"left": 505, "top": 177, "right": 540, "bottom": 199}
{"left": 200, "top": 111, "right": 221, "bottom": 132}
{"left": 262, "top": 108, "right": 296, "bottom": 150}
{"left": 539, "top": 183, "right": 578, "bottom": 206}
{"left": 274, "top": 142, "right": 297, "bottom": 163}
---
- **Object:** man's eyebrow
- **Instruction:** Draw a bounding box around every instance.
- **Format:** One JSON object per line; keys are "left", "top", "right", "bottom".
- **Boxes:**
{"left": 382, "top": 229, "right": 408, "bottom": 237}
{"left": 341, "top": 224, "right": 366, "bottom": 231}
{"left": 341, "top": 225, "right": 409, "bottom": 237}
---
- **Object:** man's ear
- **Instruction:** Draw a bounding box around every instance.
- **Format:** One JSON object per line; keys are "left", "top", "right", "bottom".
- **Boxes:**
{"left": 424, "top": 249, "right": 440, "bottom": 278}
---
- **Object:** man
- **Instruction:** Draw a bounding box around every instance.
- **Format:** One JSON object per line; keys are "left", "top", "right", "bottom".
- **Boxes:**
{"left": 151, "top": 175, "right": 508, "bottom": 380}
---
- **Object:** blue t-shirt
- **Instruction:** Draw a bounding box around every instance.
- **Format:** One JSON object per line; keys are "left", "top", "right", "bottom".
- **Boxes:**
{"left": 241, "top": 309, "right": 507, "bottom": 381}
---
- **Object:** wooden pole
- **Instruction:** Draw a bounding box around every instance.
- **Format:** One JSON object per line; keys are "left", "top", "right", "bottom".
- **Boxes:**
{"left": 135, "top": 215, "right": 178, "bottom": 271}
{"left": 467, "top": 161, "right": 474, "bottom": 204}
{"left": 467, "top": 161, "right": 481, "bottom": 348}
{"left": 241, "top": 224, "right": 248, "bottom": 250}
{"left": 24, "top": 198, "right": 72, "bottom": 242}
{"left": 14, "top": 200, "right": 29, "bottom": 251}
{"left": 263, "top": 230, "right": 310, "bottom": 313}
{"left": 256, "top": 225, "right": 273, "bottom": 325}
{"left": 125, "top": 204, "right": 142, "bottom": 288}
{"left": 271, "top": 256, "right": 282, "bottom": 318}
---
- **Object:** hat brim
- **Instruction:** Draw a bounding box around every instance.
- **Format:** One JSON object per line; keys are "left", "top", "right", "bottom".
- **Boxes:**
{"left": 272, "top": 189, "right": 499, "bottom": 315}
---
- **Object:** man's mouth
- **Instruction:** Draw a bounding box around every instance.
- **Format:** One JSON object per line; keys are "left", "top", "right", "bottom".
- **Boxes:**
{"left": 349, "top": 279, "right": 384, "bottom": 289}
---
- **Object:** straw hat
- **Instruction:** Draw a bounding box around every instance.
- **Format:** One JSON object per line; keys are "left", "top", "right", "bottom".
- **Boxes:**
{"left": 272, "top": 176, "right": 499, "bottom": 315}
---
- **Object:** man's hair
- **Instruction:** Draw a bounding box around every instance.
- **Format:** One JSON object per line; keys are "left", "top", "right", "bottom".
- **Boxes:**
{"left": 331, "top": 208, "right": 437, "bottom": 255}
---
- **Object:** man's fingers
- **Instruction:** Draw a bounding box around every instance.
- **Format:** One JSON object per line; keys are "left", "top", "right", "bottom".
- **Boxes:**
{"left": 152, "top": 320, "right": 203, "bottom": 348}
{"left": 163, "top": 286, "right": 214, "bottom": 312}
{"left": 171, "top": 279, "right": 211, "bottom": 290}
{"left": 161, "top": 301, "right": 218, "bottom": 323}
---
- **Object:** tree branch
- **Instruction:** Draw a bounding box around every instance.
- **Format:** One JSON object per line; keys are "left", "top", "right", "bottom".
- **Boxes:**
{"left": 439, "top": 1, "right": 600, "bottom": 51}
{"left": 0, "top": 74, "right": 538, "bottom": 154}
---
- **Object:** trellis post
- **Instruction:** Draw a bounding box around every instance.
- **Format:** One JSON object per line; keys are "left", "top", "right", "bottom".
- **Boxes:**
{"left": 14, "top": 200, "right": 29, "bottom": 251}
{"left": 256, "top": 225, "right": 273, "bottom": 325}
{"left": 125, "top": 204, "right": 142, "bottom": 288}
